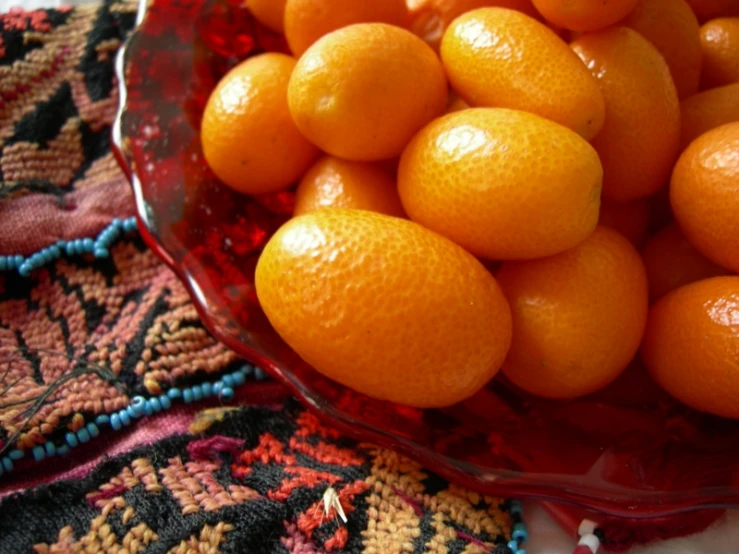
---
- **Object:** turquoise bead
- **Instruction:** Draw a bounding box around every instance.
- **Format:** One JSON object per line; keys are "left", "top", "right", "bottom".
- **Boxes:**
{"left": 159, "top": 395, "right": 171, "bottom": 410}
{"left": 77, "top": 427, "right": 91, "bottom": 443}
{"left": 14, "top": 255, "right": 23, "bottom": 267}
{"left": 508, "top": 540, "right": 519, "bottom": 552}
{"left": 222, "top": 375, "right": 235, "bottom": 387}
{"left": 95, "top": 414, "right": 110, "bottom": 426}
{"left": 149, "top": 397, "right": 162, "bottom": 412}
{"left": 0, "top": 257, "right": 7, "bottom": 271}
{"left": 45, "top": 442, "right": 56, "bottom": 456}
{"left": 110, "top": 413, "right": 122, "bottom": 430}
{"left": 509, "top": 500, "right": 523, "bottom": 517}
{"left": 213, "top": 381, "right": 223, "bottom": 395}
{"left": 201, "top": 382, "right": 213, "bottom": 397}
{"left": 65, "top": 432, "right": 79, "bottom": 448}
{"left": 94, "top": 248, "right": 109, "bottom": 258}
{"left": 192, "top": 386, "right": 203, "bottom": 401}
{"left": 111, "top": 218, "right": 121, "bottom": 228}
{"left": 129, "top": 396, "right": 145, "bottom": 416}
{"left": 123, "top": 218, "right": 137, "bottom": 232}
{"left": 220, "top": 387, "right": 234, "bottom": 400}
{"left": 512, "top": 524, "right": 528, "bottom": 542}
{"left": 66, "top": 242, "right": 77, "bottom": 256}
{"left": 183, "top": 388, "right": 193, "bottom": 403}
{"left": 1, "top": 457, "right": 13, "bottom": 472}
{"left": 119, "top": 410, "right": 131, "bottom": 426}
{"left": 516, "top": 550, "right": 527, "bottom": 554}
{"left": 167, "top": 387, "right": 182, "bottom": 399}
{"left": 143, "top": 401, "right": 153, "bottom": 416}
{"left": 57, "top": 444, "right": 70, "bottom": 456}
{"left": 231, "top": 371, "right": 246, "bottom": 386}
{"left": 8, "top": 449, "right": 23, "bottom": 461}
{"left": 49, "top": 245, "right": 60, "bottom": 258}
{"left": 254, "top": 367, "right": 267, "bottom": 380}
{"left": 87, "top": 423, "right": 99, "bottom": 438}
{"left": 32, "top": 446, "right": 45, "bottom": 462}
{"left": 127, "top": 405, "right": 141, "bottom": 419}
{"left": 82, "top": 238, "right": 94, "bottom": 251}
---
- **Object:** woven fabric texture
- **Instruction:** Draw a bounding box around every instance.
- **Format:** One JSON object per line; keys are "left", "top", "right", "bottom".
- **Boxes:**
{"left": 0, "top": 0, "right": 136, "bottom": 257}
{"left": 0, "top": 402, "right": 514, "bottom": 554}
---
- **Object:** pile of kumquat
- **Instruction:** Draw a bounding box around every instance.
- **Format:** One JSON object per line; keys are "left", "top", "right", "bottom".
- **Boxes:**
{"left": 201, "top": 0, "right": 739, "bottom": 415}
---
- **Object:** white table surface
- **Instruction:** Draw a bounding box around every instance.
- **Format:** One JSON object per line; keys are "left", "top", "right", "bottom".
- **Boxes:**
{"left": 2, "top": 0, "right": 735, "bottom": 552}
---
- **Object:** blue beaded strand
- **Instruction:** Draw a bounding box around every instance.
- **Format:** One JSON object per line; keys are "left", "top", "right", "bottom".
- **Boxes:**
{"left": 1, "top": 216, "right": 138, "bottom": 276}
{"left": 1, "top": 457, "right": 13, "bottom": 472}
{"left": 8, "top": 449, "right": 24, "bottom": 461}
{"left": 506, "top": 499, "right": 529, "bottom": 554}
{"left": 65, "top": 432, "right": 79, "bottom": 448}
{"left": 76, "top": 427, "right": 91, "bottom": 444}
{"left": 87, "top": 422, "right": 100, "bottom": 438}
{"left": 32, "top": 446, "right": 45, "bottom": 462}
{"left": 0, "top": 362, "right": 263, "bottom": 479}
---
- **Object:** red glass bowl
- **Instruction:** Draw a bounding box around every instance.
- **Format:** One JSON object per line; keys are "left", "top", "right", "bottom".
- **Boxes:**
{"left": 112, "top": 0, "right": 739, "bottom": 528}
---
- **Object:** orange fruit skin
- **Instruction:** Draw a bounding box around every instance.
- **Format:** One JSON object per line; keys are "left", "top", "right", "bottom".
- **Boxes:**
{"left": 685, "top": 0, "right": 739, "bottom": 22}
{"left": 700, "top": 18, "right": 739, "bottom": 88}
{"left": 255, "top": 209, "right": 513, "bottom": 407}
{"left": 444, "top": 95, "right": 470, "bottom": 114}
{"left": 531, "top": 0, "right": 639, "bottom": 31}
{"left": 641, "top": 276, "right": 739, "bottom": 418}
{"left": 641, "top": 223, "right": 727, "bottom": 301}
{"left": 680, "top": 83, "right": 739, "bottom": 149}
{"left": 408, "top": 0, "right": 540, "bottom": 50}
{"left": 398, "top": 108, "right": 602, "bottom": 260}
{"left": 293, "top": 156, "right": 406, "bottom": 217}
{"left": 247, "top": 0, "right": 287, "bottom": 33}
{"left": 440, "top": 8, "right": 605, "bottom": 140}
{"left": 284, "top": 0, "right": 408, "bottom": 56}
{"left": 201, "top": 53, "right": 319, "bottom": 195}
{"left": 622, "top": 0, "right": 702, "bottom": 99}
{"left": 288, "top": 23, "right": 448, "bottom": 162}
{"left": 598, "top": 197, "right": 650, "bottom": 248}
{"left": 572, "top": 27, "right": 681, "bottom": 202}
{"left": 670, "top": 122, "right": 739, "bottom": 273}
{"left": 497, "top": 226, "right": 649, "bottom": 399}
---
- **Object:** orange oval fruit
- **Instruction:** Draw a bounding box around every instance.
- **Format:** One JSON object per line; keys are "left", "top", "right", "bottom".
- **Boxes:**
{"left": 670, "top": 121, "right": 739, "bottom": 272}
{"left": 398, "top": 108, "right": 602, "bottom": 260}
{"left": 255, "top": 209, "right": 513, "bottom": 407}
{"left": 641, "top": 223, "right": 727, "bottom": 301}
{"left": 288, "top": 23, "right": 448, "bottom": 162}
{"left": 497, "top": 226, "right": 649, "bottom": 399}
{"left": 247, "top": 0, "right": 287, "bottom": 33}
{"left": 408, "top": 0, "right": 541, "bottom": 50}
{"left": 572, "top": 27, "right": 681, "bottom": 201}
{"left": 685, "top": 0, "right": 739, "bottom": 22}
{"left": 201, "top": 53, "right": 319, "bottom": 195}
{"left": 284, "top": 0, "right": 408, "bottom": 56}
{"left": 440, "top": 8, "right": 605, "bottom": 140}
{"left": 531, "top": 0, "right": 639, "bottom": 31}
{"left": 680, "top": 83, "right": 739, "bottom": 149}
{"left": 293, "top": 156, "right": 405, "bottom": 217}
{"left": 641, "top": 276, "right": 739, "bottom": 418}
{"left": 622, "top": 0, "right": 702, "bottom": 99}
{"left": 599, "top": 197, "right": 650, "bottom": 248}
{"left": 700, "top": 17, "right": 739, "bottom": 88}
